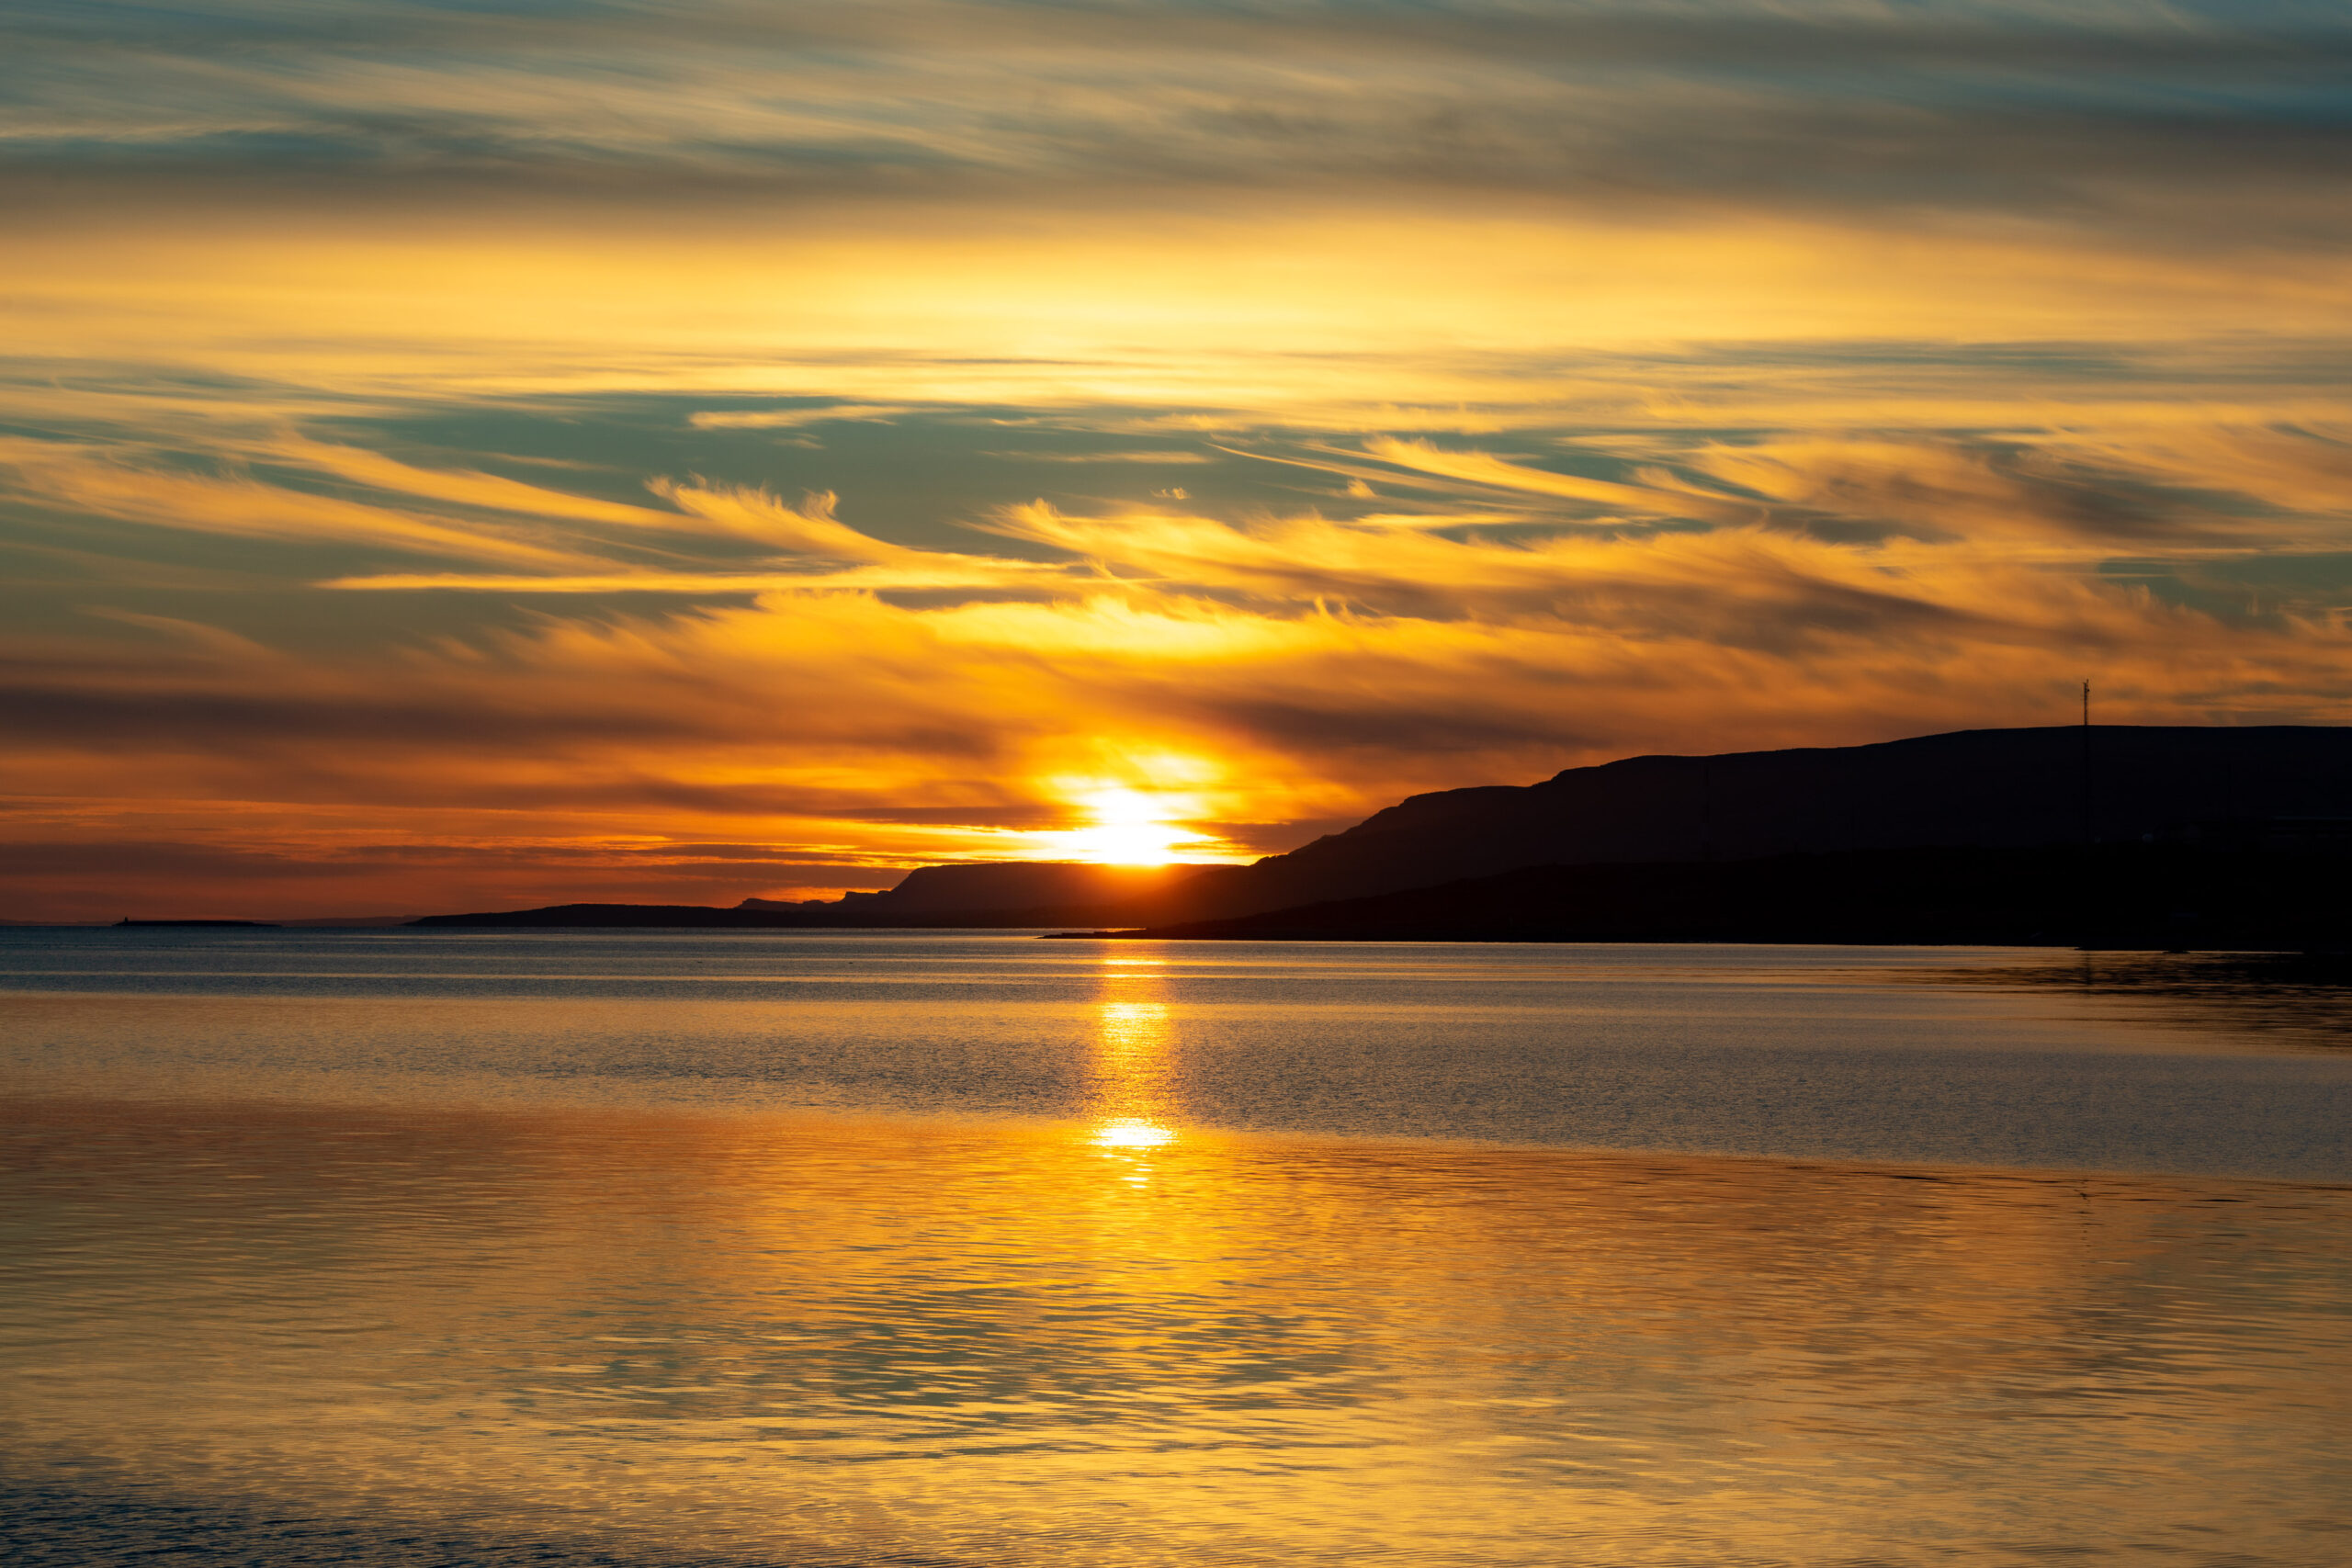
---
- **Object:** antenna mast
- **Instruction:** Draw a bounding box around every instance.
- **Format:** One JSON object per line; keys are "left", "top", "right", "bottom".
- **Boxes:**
{"left": 2080, "top": 678, "right": 2092, "bottom": 845}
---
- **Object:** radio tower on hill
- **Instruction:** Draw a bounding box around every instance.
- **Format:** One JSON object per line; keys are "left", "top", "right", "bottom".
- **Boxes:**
{"left": 2080, "top": 678, "right": 2092, "bottom": 846}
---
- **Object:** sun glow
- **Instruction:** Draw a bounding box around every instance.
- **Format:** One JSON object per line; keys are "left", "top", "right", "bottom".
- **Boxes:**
{"left": 1055, "top": 785, "right": 1193, "bottom": 865}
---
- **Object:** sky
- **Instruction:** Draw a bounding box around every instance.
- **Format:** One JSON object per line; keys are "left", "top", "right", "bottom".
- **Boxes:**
{"left": 5, "top": 0, "right": 2351, "bottom": 919}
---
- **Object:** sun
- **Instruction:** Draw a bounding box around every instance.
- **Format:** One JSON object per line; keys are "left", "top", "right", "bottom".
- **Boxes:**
{"left": 1060, "top": 785, "right": 1190, "bottom": 865}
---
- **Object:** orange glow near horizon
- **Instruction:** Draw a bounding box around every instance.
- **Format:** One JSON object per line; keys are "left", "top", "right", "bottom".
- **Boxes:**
{"left": 1033, "top": 783, "right": 1216, "bottom": 866}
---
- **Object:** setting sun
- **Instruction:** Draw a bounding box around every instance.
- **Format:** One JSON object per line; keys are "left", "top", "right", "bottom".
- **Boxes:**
{"left": 1053, "top": 785, "right": 1194, "bottom": 865}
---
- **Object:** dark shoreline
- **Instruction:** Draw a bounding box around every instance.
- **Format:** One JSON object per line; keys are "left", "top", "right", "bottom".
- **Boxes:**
{"left": 1043, "top": 844, "right": 2352, "bottom": 951}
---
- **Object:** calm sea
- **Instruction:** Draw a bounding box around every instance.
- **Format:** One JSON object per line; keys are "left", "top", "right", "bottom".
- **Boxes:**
{"left": 4, "top": 929, "right": 2348, "bottom": 1565}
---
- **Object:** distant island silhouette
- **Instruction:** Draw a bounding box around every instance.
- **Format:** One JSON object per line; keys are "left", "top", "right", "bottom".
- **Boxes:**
{"left": 411, "top": 725, "right": 2352, "bottom": 948}
{"left": 113, "top": 918, "right": 281, "bottom": 929}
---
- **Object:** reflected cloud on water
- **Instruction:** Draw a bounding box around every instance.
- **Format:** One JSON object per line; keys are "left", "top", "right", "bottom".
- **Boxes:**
{"left": 6, "top": 1093, "right": 2350, "bottom": 1566}
{"left": 7, "top": 931, "right": 2352, "bottom": 1565}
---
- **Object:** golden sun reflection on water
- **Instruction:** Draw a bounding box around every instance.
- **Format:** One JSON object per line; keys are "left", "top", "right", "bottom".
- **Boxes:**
{"left": 1091, "top": 1117, "right": 1176, "bottom": 1149}
{"left": 1088, "top": 951, "right": 1180, "bottom": 1158}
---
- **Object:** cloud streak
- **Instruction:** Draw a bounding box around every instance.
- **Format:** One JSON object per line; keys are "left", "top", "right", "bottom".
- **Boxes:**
{"left": 9, "top": 0, "right": 2349, "bottom": 251}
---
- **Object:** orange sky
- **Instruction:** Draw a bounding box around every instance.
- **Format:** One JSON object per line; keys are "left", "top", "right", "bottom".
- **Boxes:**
{"left": 6, "top": 1, "right": 2352, "bottom": 919}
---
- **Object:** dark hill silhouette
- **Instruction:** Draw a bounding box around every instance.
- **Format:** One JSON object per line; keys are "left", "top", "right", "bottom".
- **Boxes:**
{"left": 1122, "top": 725, "right": 2352, "bottom": 924}
{"left": 1077, "top": 843, "right": 2352, "bottom": 950}
{"left": 411, "top": 727, "right": 2352, "bottom": 939}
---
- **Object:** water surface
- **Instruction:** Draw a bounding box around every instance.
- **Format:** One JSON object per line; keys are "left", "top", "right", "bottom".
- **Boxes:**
{"left": 6, "top": 929, "right": 2349, "bottom": 1176}
{"left": 5, "top": 931, "right": 2348, "bottom": 1564}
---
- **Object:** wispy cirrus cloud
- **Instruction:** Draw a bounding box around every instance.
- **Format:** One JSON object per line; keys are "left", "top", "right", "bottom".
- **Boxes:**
{"left": 8, "top": 1, "right": 2348, "bottom": 252}
{"left": 689, "top": 406, "right": 922, "bottom": 429}
{"left": 0, "top": 437, "right": 604, "bottom": 571}
{"left": 13, "top": 414, "right": 2352, "bottom": 796}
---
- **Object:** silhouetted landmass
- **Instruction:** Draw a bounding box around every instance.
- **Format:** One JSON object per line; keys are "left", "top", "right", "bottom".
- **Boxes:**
{"left": 413, "top": 903, "right": 834, "bottom": 929}
{"left": 743, "top": 862, "right": 1210, "bottom": 916}
{"left": 418, "top": 871, "right": 1222, "bottom": 930}
{"left": 408, "top": 900, "right": 1132, "bottom": 930}
{"left": 274, "top": 915, "right": 424, "bottom": 928}
{"left": 1118, "top": 725, "right": 2352, "bottom": 925}
{"left": 1070, "top": 845, "right": 2352, "bottom": 949}
{"left": 411, "top": 727, "right": 2352, "bottom": 943}
{"left": 410, "top": 900, "right": 1163, "bottom": 930}
{"left": 112, "top": 919, "right": 280, "bottom": 928}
